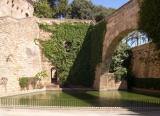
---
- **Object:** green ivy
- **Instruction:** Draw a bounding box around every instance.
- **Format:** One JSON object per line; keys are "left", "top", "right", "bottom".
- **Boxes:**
{"left": 89, "top": 20, "right": 107, "bottom": 81}
{"left": 139, "top": 0, "right": 160, "bottom": 43}
{"left": 40, "top": 21, "right": 107, "bottom": 87}
{"left": 40, "top": 23, "right": 90, "bottom": 86}
{"left": 68, "top": 21, "right": 107, "bottom": 87}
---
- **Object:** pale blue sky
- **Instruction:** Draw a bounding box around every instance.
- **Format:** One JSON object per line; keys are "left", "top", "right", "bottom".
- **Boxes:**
{"left": 69, "top": 0, "right": 129, "bottom": 9}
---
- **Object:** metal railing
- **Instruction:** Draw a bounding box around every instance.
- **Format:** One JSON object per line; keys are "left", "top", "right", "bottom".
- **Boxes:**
{"left": 0, "top": 98, "right": 160, "bottom": 110}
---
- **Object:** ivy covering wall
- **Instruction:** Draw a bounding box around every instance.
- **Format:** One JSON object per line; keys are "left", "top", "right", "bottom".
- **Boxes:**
{"left": 68, "top": 21, "right": 107, "bottom": 87}
{"left": 40, "top": 21, "right": 107, "bottom": 87}
{"left": 40, "top": 23, "right": 89, "bottom": 86}
{"left": 139, "top": 0, "right": 160, "bottom": 43}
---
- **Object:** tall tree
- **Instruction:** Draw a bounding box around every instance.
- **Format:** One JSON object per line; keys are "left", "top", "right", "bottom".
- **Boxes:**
{"left": 49, "top": 0, "right": 68, "bottom": 18}
{"left": 34, "top": 0, "right": 54, "bottom": 18}
{"left": 70, "top": 0, "right": 94, "bottom": 19}
{"left": 93, "top": 6, "right": 115, "bottom": 22}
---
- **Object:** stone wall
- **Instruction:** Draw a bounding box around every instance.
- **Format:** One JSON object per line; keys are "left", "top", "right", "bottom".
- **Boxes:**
{"left": 0, "top": 17, "right": 42, "bottom": 94}
{"left": 37, "top": 18, "right": 93, "bottom": 25}
{"left": 131, "top": 43, "right": 160, "bottom": 78}
{"left": 0, "top": 0, "right": 34, "bottom": 19}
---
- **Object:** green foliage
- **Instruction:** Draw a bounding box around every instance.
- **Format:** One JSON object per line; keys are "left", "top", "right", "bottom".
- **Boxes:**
{"left": 110, "top": 42, "right": 130, "bottom": 81}
{"left": 40, "top": 23, "right": 90, "bottom": 86}
{"left": 33, "top": 0, "right": 54, "bottom": 18}
{"left": 19, "top": 71, "right": 47, "bottom": 89}
{"left": 53, "top": 0, "right": 68, "bottom": 18}
{"left": 90, "top": 20, "right": 107, "bottom": 75}
{"left": 139, "top": 0, "right": 160, "bottom": 43}
{"left": 93, "top": 6, "right": 115, "bottom": 22}
{"left": 34, "top": 0, "right": 114, "bottom": 21}
{"left": 40, "top": 20, "right": 107, "bottom": 87}
{"left": 39, "top": 23, "right": 56, "bottom": 32}
{"left": 69, "top": 0, "right": 94, "bottom": 19}
{"left": 133, "top": 78, "right": 160, "bottom": 90}
{"left": 69, "top": 21, "right": 107, "bottom": 87}
{"left": 35, "top": 71, "right": 48, "bottom": 81}
{"left": 69, "top": 0, "right": 115, "bottom": 21}
{"left": 19, "top": 77, "right": 29, "bottom": 89}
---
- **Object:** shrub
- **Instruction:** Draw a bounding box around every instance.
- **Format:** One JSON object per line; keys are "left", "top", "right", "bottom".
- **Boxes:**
{"left": 19, "top": 77, "right": 29, "bottom": 89}
{"left": 35, "top": 71, "right": 48, "bottom": 81}
{"left": 110, "top": 42, "right": 130, "bottom": 81}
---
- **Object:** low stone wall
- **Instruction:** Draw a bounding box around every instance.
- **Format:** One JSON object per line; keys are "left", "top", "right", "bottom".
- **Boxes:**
{"left": 37, "top": 18, "right": 93, "bottom": 25}
{"left": 0, "top": 88, "right": 46, "bottom": 98}
{"left": 131, "top": 43, "right": 160, "bottom": 78}
{"left": 94, "top": 73, "right": 127, "bottom": 91}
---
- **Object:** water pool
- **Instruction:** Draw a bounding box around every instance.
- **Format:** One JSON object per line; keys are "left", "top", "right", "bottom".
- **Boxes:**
{"left": 1, "top": 91, "right": 160, "bottom": 107}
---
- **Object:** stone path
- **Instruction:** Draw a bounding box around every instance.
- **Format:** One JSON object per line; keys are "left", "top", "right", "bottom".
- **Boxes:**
{"left": 0, "top": 108, "right": 160, "bottom": 116}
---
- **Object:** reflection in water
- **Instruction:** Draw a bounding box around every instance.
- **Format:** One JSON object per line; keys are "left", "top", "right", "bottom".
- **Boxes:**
{"left": 1, "top": 91, "right": 160, "bottom": 107}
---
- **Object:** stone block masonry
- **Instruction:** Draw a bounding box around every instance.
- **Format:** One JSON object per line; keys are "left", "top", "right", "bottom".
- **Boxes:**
{"left": 0, "top": 0, "right": 34, "bottom": 19}
{"left": 0, "top": 17, "right": 42, "bottom": 95}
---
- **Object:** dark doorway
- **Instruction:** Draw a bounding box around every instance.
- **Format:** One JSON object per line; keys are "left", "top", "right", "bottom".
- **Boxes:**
{"left": 51, "top": 67, "right": 58, "bottom": 84}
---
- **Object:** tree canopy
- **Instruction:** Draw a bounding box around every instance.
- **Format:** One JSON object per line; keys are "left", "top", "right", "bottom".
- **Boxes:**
{"left": 33, "top": 0, "right": 115, "bottom": 21}
{"left": 69, "top": 0, "right": 94, "bottom": 19}
{"left": 49, "top": 0, "right": 68, "bottom": 18}
{"left": 34, "top": 0, "right": 54, "bottom": 18}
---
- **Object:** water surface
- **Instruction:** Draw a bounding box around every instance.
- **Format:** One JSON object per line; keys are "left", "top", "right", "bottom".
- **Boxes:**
{"left": 1, "top": 91, "right": 160, "bottom": 107}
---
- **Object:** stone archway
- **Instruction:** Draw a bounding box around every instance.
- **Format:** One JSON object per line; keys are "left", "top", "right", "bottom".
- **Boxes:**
{"left": 94, "top": 0, "right": 141, "bottom": 90}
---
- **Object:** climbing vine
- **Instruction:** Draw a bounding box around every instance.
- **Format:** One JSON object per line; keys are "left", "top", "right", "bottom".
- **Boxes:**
{"left": 139, "top": 0, "right": 160, "bottom": 43}
{"left": 40, "top": 23, "right": 90, "bottom": 86}
{"left": 39, "top": 20, "right": 107, "bottom": 87}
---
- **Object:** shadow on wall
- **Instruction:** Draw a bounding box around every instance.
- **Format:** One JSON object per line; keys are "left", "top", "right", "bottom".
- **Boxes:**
{"left": 66, "top": 21, "right": 107, "bottom": 88}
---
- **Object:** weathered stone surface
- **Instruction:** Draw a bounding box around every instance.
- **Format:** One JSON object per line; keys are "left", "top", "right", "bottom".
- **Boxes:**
{"left": 131, "top": 43, "right": 160, "bottom": 78}
{"left": 0, "top": 0, "right": 34, "bottom": 19}
{"left": 0, "top": 17, "right": 42, "bottom": 94}
{"left": 94, "top": 73, "right": 127, "bottom": 91}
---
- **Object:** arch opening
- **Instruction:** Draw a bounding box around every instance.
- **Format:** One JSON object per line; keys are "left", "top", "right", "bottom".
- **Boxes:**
{"left": 103, "top": 30, "right": 150, "bottom": 74}
{"left": 101, "top": 30, "right": 150, "bottom": 88}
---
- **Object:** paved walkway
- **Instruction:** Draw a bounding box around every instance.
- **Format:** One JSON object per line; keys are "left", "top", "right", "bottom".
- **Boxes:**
{"left": 0, "top": 108, "right": 160, "bottom": 116}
